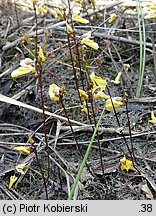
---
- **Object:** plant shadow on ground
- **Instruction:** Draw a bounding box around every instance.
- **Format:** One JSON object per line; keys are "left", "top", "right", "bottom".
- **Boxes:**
{"left": 0, "top": 0, "right": 156, "bottom": 200}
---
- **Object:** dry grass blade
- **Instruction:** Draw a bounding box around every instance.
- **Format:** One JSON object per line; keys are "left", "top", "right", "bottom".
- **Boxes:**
{"left": 0, "top": 94, "right": 86, "bottom": 126}
{"left": 54, "top": 119, "right": 62, "bottom": 148}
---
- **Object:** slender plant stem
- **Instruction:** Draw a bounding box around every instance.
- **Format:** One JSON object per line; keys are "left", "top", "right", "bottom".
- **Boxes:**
{"left": 14, "top": 0, "right": 20, "bottom": 30}
{"left": 66, "top": 33, "right": 82, "bottom": 104}
{"left": 124, "top": 97, "right": 137, "bottom": 163}
{"left": 66, "top": 0, "right": 82, "bottom": 103}
{"left": 72, "top": 32, "right": 94, "bottom": 128}
{"left": 136, "top": 0, "right": 146, "bottom": 97}
{"left": 90, "top": 94, "right": 106, "bottom": 182}
{"left": 106, "top": 86, "right": 132, "bottom": 156}
{"left": 60, "top": 99, "right": 94, "bottom": 177}
{"left": 38, "top": 64, "right": 50, "bottom": 180}
{"left": 106, "top": 86, "right": 141, "bottom": 173}
{"left": 34, "top": 149, "right": 48, "bottom": 199}
{"left": 33, "top": 2, "right": 38, "bottom": 63}
{"left": 68, "top": 106, "right": 106, "bottom": 200}
{"left": 33, "top": 1, "right": 50, "bottom": 195}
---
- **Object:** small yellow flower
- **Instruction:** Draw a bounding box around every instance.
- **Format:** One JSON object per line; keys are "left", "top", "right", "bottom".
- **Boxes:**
{"left": 123, "top": 63, "right": 130, "bottom": 69}
{"left": 111, "top": 72, "right": 122, "bottom": 85}
{"left": 78, "top": 89, "right": 88, "bottom": 100}
{"left": 11, "top": 58, "right": 35, "bottom": 78}
{"left": 145, "top": 14, "right": 156, "bottom": 19}
{"left": 108, "top": 13, "right": 117, "bottom": 23}
{"left": 81, "top": 38, "right": 99, "bottom": 50}
{"left": 72, "top": 14, "right": 89, "bottom": 24}
{"left": 24, "top": 33, "right": 29, "bottom": 43}
{"left": 49, "top": 84, "right": 60, "bottom": 101}
{"left": 120, "top": 155, "right": 132, "bottom": 172}
{"left": 81, "top": 102, "right": 88, "bottom": 114}
{"left": 9, "top": 175, "right": 18, "bottom": 188}
{"left": 11, "top": 65, "right": 35, "bottom": 78}
{"left": 60, "top": 84, "right": 66, "bottom": 94}
{"left": 28, "top": 135, "right": 35, "bottom": 145}
{"left": 32, "top": 0, "right": 36, "bottom": 4}
{"left": 66, "top": 22, "right": 74, "bottom": 34}
{"left": 148, "top": 111, "right": 156, "bottom": 124}
{"left": 39, "top": 46, "right": 46, "bottom": 62}
{"left": 124, "top": 92, "right": 129, "bottom": 98}
{"left": 92, "top": 86, "right": 110, "bottom": 100}
{"left": 90, "top": 72, "right": 107, "bottom": 87}
{"left": 149, "top": 5, "right": 156, "bottom": 10}
{"left": 16, "top": 163, "right": 27, "bottom": 174}
{"left": 13, "top": 146, "right": 30, "bottom": 155}
{"left": 37, "top": 6, "right": 47, "bottom": 13}
{"left": 54, "top": 8, "right": 63, "bottom": 18}
{"left": 105, "top": 97, "right": 123, "bottom": 110}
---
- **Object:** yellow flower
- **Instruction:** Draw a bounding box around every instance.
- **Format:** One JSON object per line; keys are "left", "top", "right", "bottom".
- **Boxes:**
{"left": 37, "top": 6, "right": 47, "bottom": 13}
{"left": 78, "top": 89, "right": 88, "bottom": 100}
{"left": 120, "top": 155, "right": 132, "bottom": 172}
{"left": 11, "top": 58, "right": 35, "bottom": 78}
{"left": 81, "top": 102, "right": 88, "bottom": 114}
{"left": 16, "top": 163, "right": 27, "bottom": 174}
{"left": 149, "top": 5, "right": 156, "bottom": 10}
{"left": 148, "top": 111, "right": 156, "bottom": 123}
{"left": 13, "top": 146, "right": 30, "bottom": 155}
{"left": 81, "top": 37, "right": 99, "bottom": 50}
{"left": 24, "top": 33, "right": 29, "bottom": 43}
{"left": 54, "top": 8, "right": 63, "bottom": 18}
{"left": 111, "top": 71, "right": 122, "bottom": 85}
{"left": 72, "top": 14, "right": 89, "bottom": 24}
{"left": 32, "top": 0, "right": 36, "bottom": 4}
{"left": 60, "top": 84, "right": 66, "bottom": 94}
{"left": 124, "top": 92, "right": 129, "bottom": 98}
{"left": 28, "top": 135, "right": 35, "bottom": 145}
{"left": 105, "top": 97, "right": 123, "bottom": 110}
{"left": 66, "top": 22, "right": 73, "bottom": 34}
{"left": 11, "top": 65, "right": 35, "bottom": 78}
{"left": 9, "top": 175, "right": 18, "bottom": 188}
{"left": 108, "top": 13, "right": 117, "bottom": 23}
{"left": 92, "top": 86, "right": 110, "bottom": 100}
{"left": 123, "top": 63, "right": 130, "bottom": 69}
{"left": 39, "top": 46, "right": 46, "bottom": 62}
{"left": 49, "top": 84, "right": 60, "bottom": 101}
{"left": 90, "top": 72, "right": 107, "bottom": 87}
{"left": 145, "top": 14, "right": 156, "bottom": 19}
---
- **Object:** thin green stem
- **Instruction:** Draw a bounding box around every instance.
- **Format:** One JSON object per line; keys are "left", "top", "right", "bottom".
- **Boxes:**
{"left": 89, "top": 93, "right": 106, "bottom": 182}
{"left": 68, "top": 106, "right": 106, "bottom": 200}
{"left": 136, "top": 0, "right": 146, "bottom": 97}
